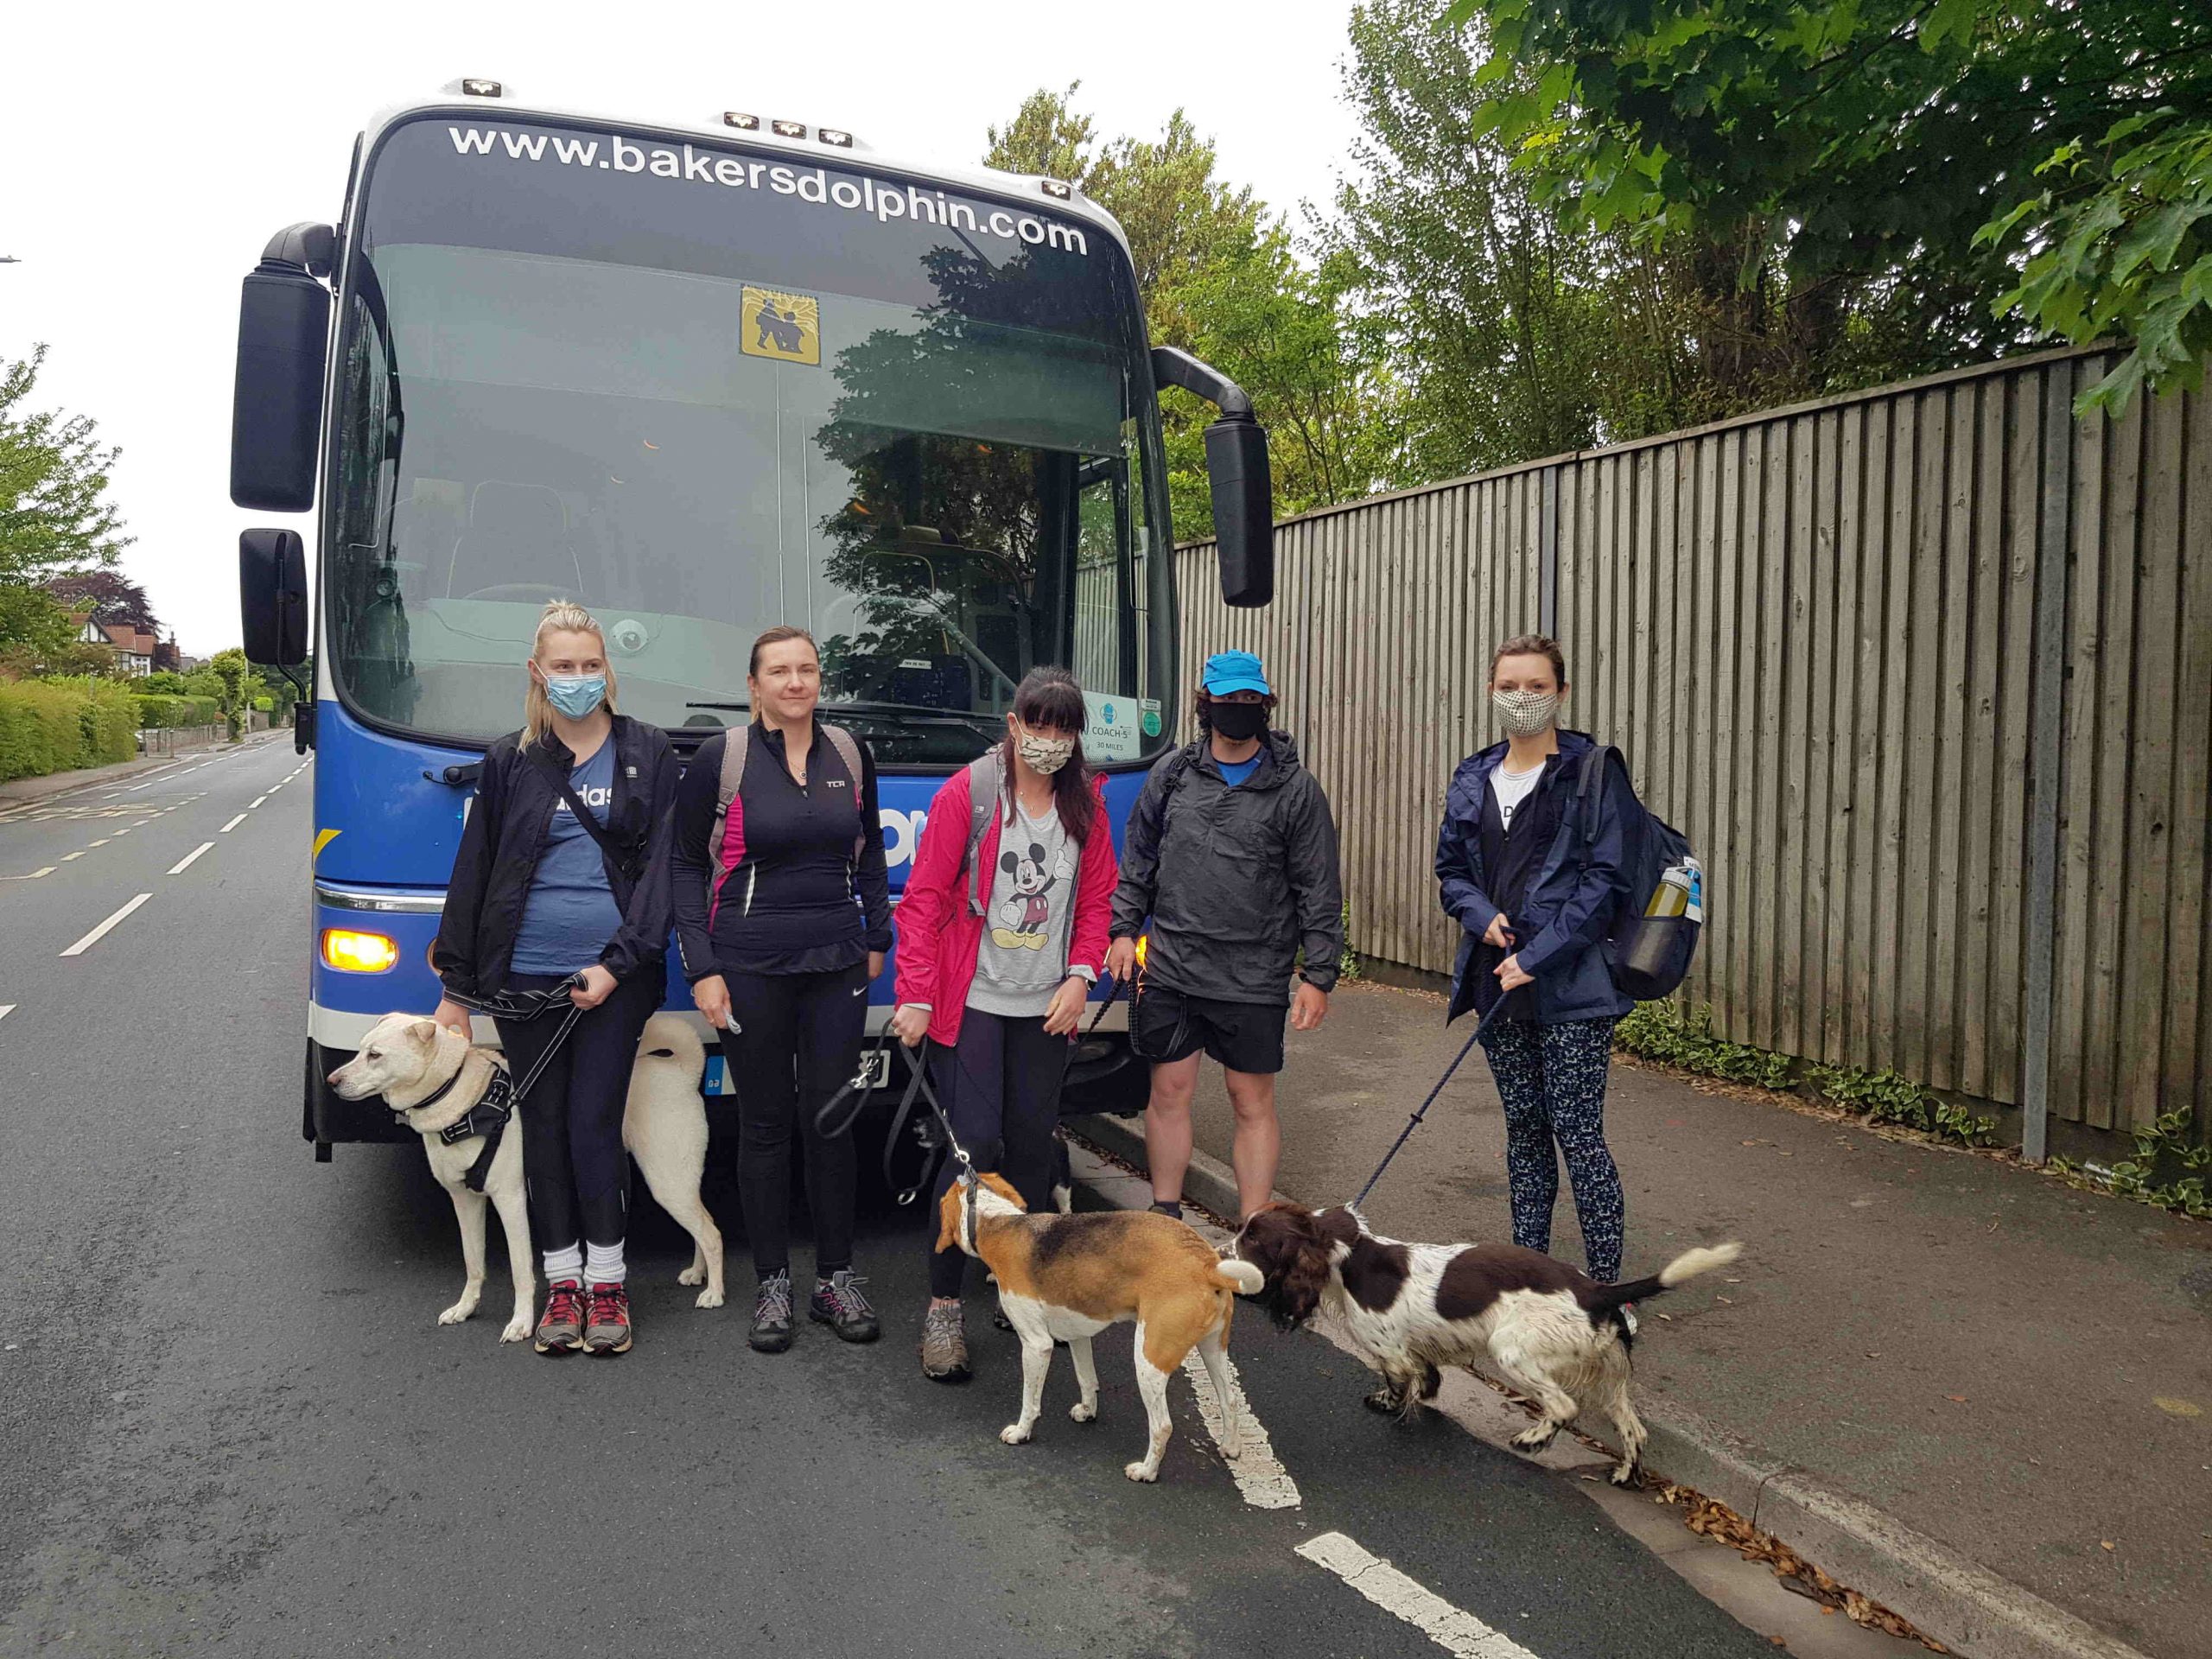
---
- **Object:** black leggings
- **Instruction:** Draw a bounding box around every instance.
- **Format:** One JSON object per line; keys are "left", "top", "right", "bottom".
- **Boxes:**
{"left": 928, "top": 1009, "right": 1071, "bottom": 1299}
{"left": 495, "top": 968, "right": 664, "bottom": 1256}
{"left": 718, "top": 962, "right": 869, "bottom": 1279}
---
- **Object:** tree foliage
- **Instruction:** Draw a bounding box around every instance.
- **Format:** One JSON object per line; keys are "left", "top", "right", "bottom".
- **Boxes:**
{"left": 43, "top": 568, "right": 158, "bottom": 632}
{"left": 0, "top": 346, "right": 132, "bottom": 635}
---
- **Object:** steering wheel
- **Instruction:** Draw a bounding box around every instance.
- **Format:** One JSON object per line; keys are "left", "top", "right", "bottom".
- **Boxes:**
{"left": 453, "top": 583, "right": 590, "bottom": 605}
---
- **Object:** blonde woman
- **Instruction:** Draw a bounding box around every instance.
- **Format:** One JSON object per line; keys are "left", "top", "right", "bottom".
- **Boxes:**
{"left": 431, "top": 601, "right": 680, "bottom": 1357}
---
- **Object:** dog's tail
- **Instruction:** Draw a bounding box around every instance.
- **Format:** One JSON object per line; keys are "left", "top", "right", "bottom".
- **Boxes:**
{"left": 637, "top": 1012, "right": 705, "bottom": 1071}
{"left": 1213, "top": 1260, "right": 1266, "bottom": 1296}
{"left": 1585, "top": 1241, "right": 1742, "bottom": 1314}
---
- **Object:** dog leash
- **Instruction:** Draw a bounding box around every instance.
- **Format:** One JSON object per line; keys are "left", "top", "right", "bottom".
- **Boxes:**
{"left": 1349, "top": 995, "right": 1511, "bottom": 1211}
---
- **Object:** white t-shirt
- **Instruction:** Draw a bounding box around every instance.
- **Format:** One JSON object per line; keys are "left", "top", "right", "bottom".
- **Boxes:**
{"left": 1490, "top": 760, "right": 1548, "bottom": 833}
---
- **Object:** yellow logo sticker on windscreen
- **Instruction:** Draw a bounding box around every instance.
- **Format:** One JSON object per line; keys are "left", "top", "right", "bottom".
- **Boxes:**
{"left": 741, "top": 287, "right": 820, "bottom": 365}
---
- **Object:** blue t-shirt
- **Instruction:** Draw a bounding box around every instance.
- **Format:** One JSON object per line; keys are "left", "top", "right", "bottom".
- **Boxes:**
{"left": 1217, "top": 753, "right": 1262, "bottom": 788}
{"left": 510, "top": 741, "right": 626, "bottom": 976}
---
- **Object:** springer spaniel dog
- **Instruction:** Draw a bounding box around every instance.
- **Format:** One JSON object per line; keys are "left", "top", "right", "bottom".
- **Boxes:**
{"left": 1234, "top": 1203, "right": 1740, "bottom": 1485}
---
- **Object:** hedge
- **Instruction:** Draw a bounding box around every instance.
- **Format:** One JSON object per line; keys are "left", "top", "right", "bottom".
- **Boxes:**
{"left": 135, "top": 693, "right": 221, "bottom": 728}
{"left": 0, "top": 678, "right": 140, "bottom": 784}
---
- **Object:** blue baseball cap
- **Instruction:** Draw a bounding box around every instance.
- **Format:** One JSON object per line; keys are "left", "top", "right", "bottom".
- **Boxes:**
{"left": 1202, "top": 650, "right": 1272, "bottom": 696}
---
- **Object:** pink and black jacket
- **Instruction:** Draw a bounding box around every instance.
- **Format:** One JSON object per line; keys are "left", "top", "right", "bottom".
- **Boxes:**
{"left": 670, "top": 722, "right": 893, "bottom": 981}
{"left": 893, "top": 760, "right": 1117, "bottom": 1046}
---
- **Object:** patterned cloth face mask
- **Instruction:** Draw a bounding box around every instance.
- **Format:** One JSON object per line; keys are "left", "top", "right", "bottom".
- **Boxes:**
{"left": 1491, "top": 687, "right": 1560, "bottom": 739}
{"left": 1014, "top": 729, "right": 1076, "bottom": 775}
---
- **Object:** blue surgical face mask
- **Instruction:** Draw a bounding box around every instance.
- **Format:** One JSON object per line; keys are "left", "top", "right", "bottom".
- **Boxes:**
{"left": 542, "top": 672, "right": 606, "bottom": 720}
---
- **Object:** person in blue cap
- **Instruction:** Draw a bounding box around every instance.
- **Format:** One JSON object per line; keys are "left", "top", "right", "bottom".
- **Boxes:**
{"left": 1105, "top": 650, "right": 1344, "bottom": 1219}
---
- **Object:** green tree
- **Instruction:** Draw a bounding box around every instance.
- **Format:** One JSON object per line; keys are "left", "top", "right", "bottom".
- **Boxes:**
{"left": 987, "top": 87, "right": 1383, "bottom": 536}
{"left": 209, "top": 647, "right": 262, "bottom": 741}
{"left": 0, "top": 346, "right": 133, "bottom": 650}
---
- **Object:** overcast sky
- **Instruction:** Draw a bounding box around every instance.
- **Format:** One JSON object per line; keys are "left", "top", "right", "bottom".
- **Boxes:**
{"left": 0, "top": 0, "right": 1363, "bottom": 656}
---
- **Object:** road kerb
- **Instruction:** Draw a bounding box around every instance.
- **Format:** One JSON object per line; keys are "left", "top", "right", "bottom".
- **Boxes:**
{"left": 1064, "top": 1111, "right": 2158, "bottom": 1659}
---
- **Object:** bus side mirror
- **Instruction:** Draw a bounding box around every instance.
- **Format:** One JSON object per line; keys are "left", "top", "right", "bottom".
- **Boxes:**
{"left": 240, "top": 528, "right": 310, "bottom": 666}
{"left": 231, "top": 223, "right": 334, "bottom": 512}
{"left": 1149, "top": 346, "right": 1274, "bottom": 608}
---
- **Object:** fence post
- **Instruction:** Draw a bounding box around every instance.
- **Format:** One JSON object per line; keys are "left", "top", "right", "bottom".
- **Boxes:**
{"left": 2018, "top": 365, "right": 2075, "bottom": 1165}
{"left": 1539, "top": 464, "right": 1560, "bottom": 637}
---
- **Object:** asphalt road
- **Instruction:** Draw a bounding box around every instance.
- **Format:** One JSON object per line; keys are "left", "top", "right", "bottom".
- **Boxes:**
{"left": 0, "top": 740, "right": 1778, "bottom": 1659}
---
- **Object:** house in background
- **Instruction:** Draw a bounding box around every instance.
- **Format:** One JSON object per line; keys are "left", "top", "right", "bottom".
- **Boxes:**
{"left": 75, "top": 617, "right": 157, "bottom": 677}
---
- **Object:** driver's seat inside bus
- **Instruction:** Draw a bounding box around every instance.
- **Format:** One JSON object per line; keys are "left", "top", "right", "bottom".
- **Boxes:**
{"left": 444, "top": 481, "right": 586, "bottom": 601}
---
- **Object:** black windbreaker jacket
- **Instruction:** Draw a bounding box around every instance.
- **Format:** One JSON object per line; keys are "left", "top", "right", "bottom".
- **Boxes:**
{"left": 432, "top": 715, "right": 679, "bottom": 999}
{"left": 1108, "top": 730, "right": 1344, "bottom": 1007}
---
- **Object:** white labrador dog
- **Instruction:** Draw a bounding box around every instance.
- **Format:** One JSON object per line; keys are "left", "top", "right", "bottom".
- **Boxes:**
{"left": 327, "top": 1011, "right": 725, "bottom": 1342}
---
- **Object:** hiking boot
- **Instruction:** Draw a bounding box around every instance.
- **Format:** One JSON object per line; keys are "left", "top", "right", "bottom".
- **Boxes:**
{"left": 810, "top": 1269, "right": 880, "bottom": 1344}
{"left": 535, "top": 1281, "right": 585, "bottom": 1355}
{"left": 920, "top": 1302, "right": 970, "bottom": 1383}
{"left": 583, "top": 1282, "right": 632, "bottom": 1356}
{"left": 749, "top": 1270, "right": 794, "bottom": 1353}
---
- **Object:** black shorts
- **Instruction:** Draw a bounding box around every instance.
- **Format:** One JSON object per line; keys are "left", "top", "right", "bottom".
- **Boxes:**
{"left": 1131, "top": 982, "right": 1287, "bottom": 1076}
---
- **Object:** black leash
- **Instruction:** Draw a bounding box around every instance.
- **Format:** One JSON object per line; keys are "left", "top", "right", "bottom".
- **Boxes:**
{"left": 439, "top": 975, "right": 589, "bottom": 1192}
{"left": 1349, "top": 995, "right": 1510, "bottom": 1212}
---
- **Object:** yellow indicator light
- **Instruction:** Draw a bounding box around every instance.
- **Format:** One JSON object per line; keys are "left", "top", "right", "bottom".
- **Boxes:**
{"left": 1135, "top": 933, "right": 1148, "bottom": 969}
{"left": 322, "top": 928, "right": 400, "bottom": 973}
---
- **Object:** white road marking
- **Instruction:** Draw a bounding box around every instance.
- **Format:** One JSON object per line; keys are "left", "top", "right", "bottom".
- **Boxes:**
{"left": 61, "top": 851, "right": 88, "bottom": 862}
{"left": 1180, "top": 1350, "right": 1300, "bottom": 1509}
{"left": 112, "top": 826, "right": 133, "bottom": 836}
{"left": 220, "top": 814, "right": 247, "bottom": 833}
{"left": 1, "top": 868, "right": 56, "bottom": 881}
{"left": 1295, "top": 1532, "right": 1541, "bottom": 1658}
{"left": 86, "top": 839, "right": 110, "bottom": 848}
{"left": 60, "top": 893, "right": 154, "bottom": 958}
{"left": 248, "top": 795, "right": 267, "bottom": 809}
{"left": 168, "top": 842, "right": 216, "bottom": 875}
{"left": 0, "top": 1005, "right": 14, "bottom": 1025}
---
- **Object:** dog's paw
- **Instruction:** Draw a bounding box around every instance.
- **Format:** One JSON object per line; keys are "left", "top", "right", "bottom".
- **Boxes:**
{"left": 1069, "top": 1400, "right": 1096, "bottom": 1423}
{"left": 1609, "top": 1460, "right": 1641, "bottom": 1489}
{"left": 1000, "top": 1422, "right": 1034, "bottom": 1446}
{"left": 1361, "top": 1388, "right": 1404, "bottom": 1416}
{"left": 1123, "top": 1460, "right": 1160, "bottom": 1483}
{"left": 678, "top": 1264, "right": 706, "bottom": 1287}
{"left": 499, "top": 1316, "right": 531, "bottom": 1344}
{"left": 438, "top": 1300, "right": 477, "bottom": 1325}
{"left": 693, "top": 1285, "right": 725, "bottom": 1309}
{"left": 1510, "top": 1422, "right": 1558, "bottom": 1453}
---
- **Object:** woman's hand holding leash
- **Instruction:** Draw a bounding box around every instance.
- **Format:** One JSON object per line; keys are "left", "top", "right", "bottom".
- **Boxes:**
{"left": 1484, "top": 913, "right": 1515, "bottom": 950}
{"left": 431, "top": 998, "right": 473, "bottom": 1039}
{"left": 890, "top": 1004, "right": 931, "bottom": 1048}
{"left": 1494, "top": 953, "right": 1534, "bottom": 992}
{"left": 1104, "top": 937, "right": 1138, "bottom": 982}
{"left": 570, "top": 964, "right": 618, "bottom": 1010}
{"left": 1042, "top": 976, "right": 1088, "bottom": 1037}
{"left": 690, "top": 973, "right": 734, "bottom": 1030}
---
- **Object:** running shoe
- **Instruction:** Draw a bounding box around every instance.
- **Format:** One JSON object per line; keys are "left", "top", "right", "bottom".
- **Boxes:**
{"left": 535, "top": 1280, "right": 586, "bottom": 1356}
{"left": 749, "top": 1269, "right": 794, "bottom": 1353}
{"left": 583, "top": 1282, "right": 632, "bottom": 1356}
{"left": 919, "top": 1301, "right": 970, "bottom": 1383}
{"left": 810, "top": 1269, "right": 881, "bottom": 1344}
{"left": 1148, "top": 1199, "right": 1185, "bottom": 1221}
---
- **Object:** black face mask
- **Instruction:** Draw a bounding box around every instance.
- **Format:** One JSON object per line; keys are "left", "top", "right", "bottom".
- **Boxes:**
{"left": 1206, "top": 700, "right": 1268, "bottom": 741}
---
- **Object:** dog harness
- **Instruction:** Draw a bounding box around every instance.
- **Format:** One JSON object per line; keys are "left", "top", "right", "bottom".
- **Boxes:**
{"left": 435, "top": 1068, "right": 517, "bottom": 1193}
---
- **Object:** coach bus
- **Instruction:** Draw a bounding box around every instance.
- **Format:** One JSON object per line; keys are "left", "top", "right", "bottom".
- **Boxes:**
{"left": 230, "top": 81, "right": 1274, "bottom": 1160}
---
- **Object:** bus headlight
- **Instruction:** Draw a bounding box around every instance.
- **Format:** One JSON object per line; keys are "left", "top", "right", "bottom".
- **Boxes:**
{"left": 1135, "top": 933, "right": 1148, "bottom": 969}
{"left": 322, "top": 929, "right": 399, "bottom": 973}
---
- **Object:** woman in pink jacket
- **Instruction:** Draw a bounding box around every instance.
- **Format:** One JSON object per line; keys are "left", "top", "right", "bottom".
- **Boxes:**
{"left": 891, "top": 665, "right": 1118, "bottom": 1382}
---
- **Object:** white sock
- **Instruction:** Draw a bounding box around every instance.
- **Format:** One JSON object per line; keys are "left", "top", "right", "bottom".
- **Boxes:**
{"left": 543, "top": 1242, "right": 582, "bottom": 1284}
{"left": 584, "top": 1240, "right": 626, "bottom": 1287}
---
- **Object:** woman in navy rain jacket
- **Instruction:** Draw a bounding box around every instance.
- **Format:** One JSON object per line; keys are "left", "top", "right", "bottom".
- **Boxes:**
{"left": 1435, "top": 635, "right": 1636, "bottom": 1285}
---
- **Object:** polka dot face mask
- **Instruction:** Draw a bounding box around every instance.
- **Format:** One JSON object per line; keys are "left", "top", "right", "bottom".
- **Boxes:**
{"left": 1491, "top": 687, "right": 1560, "bottom": 739}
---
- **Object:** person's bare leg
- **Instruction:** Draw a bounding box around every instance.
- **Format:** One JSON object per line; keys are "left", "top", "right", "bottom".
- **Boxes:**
{"left": 1223, "top": 1069, "right": 1280, "bottom": 1219}
{"left": 1143, "top": 1055, "right": 1201, "bottom": 1206}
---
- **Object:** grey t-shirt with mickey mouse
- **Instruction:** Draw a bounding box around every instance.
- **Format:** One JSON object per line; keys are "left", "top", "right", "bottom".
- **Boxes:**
{"left": 967, "top": 798, "right": 1077, "bottom": 1018}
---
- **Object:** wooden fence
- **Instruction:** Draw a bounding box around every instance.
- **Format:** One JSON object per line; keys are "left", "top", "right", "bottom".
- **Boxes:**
{"left": 1173, "top": 345, "right": 2211, "bottom": 1147}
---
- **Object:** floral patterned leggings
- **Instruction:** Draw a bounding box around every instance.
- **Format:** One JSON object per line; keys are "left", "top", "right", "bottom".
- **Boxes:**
{"left": 1478, "top": 1015, "right": 1624, "bottom": 1283}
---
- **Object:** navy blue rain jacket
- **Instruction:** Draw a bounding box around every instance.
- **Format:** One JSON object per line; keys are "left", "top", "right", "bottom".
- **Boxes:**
{"left": 1435, "top": 729, "right": 1637, "bottom": 1026}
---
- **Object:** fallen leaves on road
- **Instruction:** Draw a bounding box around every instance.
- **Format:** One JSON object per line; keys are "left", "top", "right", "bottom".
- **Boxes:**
{"left": 1944, "top": 1395, "right": 1969, "bottom": 1403}
{"left": 1654, "top": 1484, "right": 1948, "bottom": 1651}
{"left": 2152, "top": 1396, "right": 2202, "bottom": 1419}
{"left": 2101, "top": 1541, "right": 2116, "bottom": 1552}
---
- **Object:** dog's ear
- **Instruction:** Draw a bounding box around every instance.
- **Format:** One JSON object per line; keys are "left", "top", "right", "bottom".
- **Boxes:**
{"left": 978, "top": 1171, "right": 1026, "bottom": 1210}
{"left": 409, "top": 1020, "right": 441, "bottom": 1046}
{"left": 935, "top": 1185, "right": 961, "bottom": 1254}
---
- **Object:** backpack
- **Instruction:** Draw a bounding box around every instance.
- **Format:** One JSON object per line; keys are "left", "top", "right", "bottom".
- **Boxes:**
{"left": 710, "top": 721, "right": 868, "bottom": 885}
{"left": 1573, "top": 745, "right": 1704, "bottom": 1001}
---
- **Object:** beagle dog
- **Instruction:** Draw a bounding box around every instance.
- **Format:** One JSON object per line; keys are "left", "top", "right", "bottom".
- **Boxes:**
{"left": 938, "top": 1173, "right": 1265, "bottom": 1483}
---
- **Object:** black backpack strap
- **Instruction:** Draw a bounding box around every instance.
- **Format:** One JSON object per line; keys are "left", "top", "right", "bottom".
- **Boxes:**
{"left": 532, "top": 746, "right": 641, "bottom": 880}
{"left": 1575, "top": 744, "right": 1619, "bottom": 854}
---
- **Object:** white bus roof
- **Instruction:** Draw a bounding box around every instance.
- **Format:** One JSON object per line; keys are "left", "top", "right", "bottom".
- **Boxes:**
{"left": 357, "top": 85, "right": 1137, "bottom": 265}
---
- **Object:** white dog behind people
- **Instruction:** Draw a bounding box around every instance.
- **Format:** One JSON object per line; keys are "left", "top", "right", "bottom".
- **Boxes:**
{"left": 1105, "top": 649, "right": 1344, "bottom": 1223}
